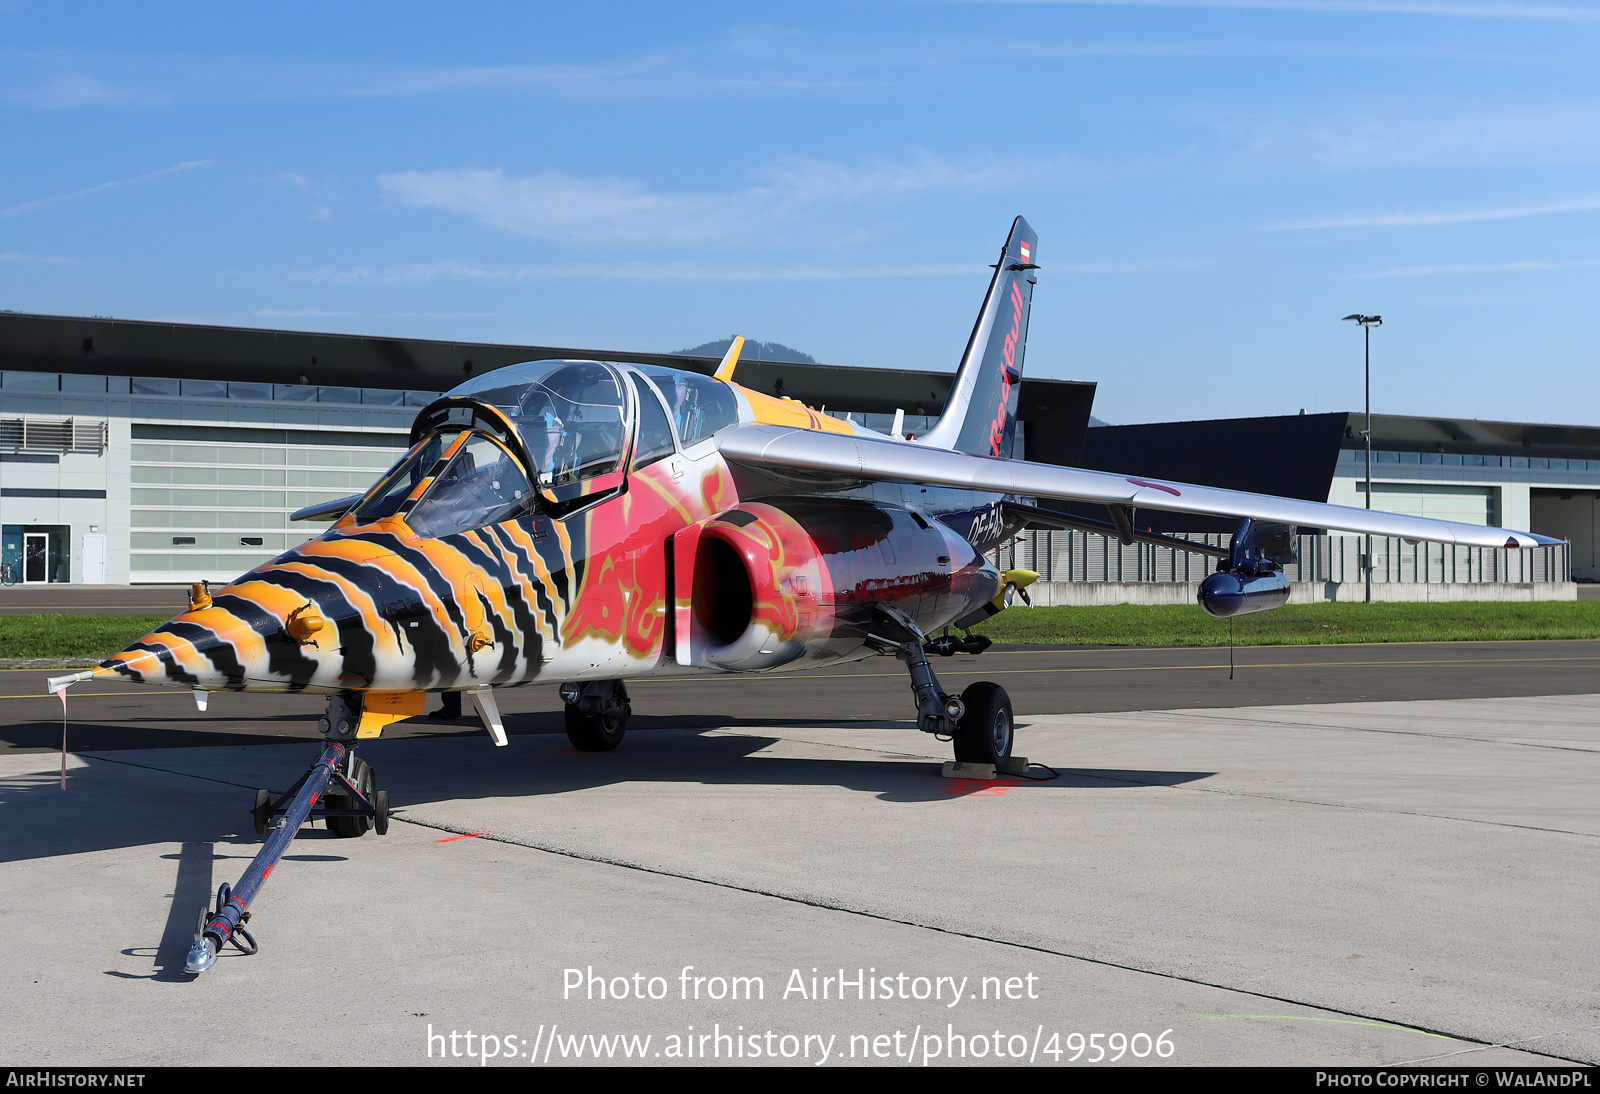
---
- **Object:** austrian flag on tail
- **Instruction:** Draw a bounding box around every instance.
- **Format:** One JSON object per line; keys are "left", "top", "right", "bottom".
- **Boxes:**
{"left": 1019, "top": 241, "right": 1031, "bottom": 262}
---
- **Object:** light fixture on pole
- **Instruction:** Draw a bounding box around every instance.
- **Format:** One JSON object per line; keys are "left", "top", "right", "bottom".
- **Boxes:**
{"left": 1342, "top": 314, "right": 1382, "bottom": 604}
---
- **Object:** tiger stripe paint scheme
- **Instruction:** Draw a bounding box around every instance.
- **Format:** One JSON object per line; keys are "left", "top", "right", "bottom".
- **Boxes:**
{"left": 99, "top": 427, "right": 728, "bottom": 694}
{"left": 84, "top": 218, "right": 1049, "bottom": 714}
{"left": 91, "top": 366, "right": 993, "bottom": 704}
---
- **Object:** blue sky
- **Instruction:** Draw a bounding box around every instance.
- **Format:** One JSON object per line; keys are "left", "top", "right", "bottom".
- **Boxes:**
{"left": 3, "top": 1, "right": 1599, "bottom": 426}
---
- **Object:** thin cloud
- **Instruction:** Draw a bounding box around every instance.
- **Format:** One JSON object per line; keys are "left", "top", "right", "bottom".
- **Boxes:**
{"left": 1052, "top": 259, "right": 1212, "bottom": 273}
{"left": 285, "top": 267, "right": 372, "bottom": 285}
{"left": 527, "top": 260, "right": 1201, "bottom": 280}
{"left": 379, "top": 156, "right": 1028, "bottom": 246}
{"left": 729, "top": 23, "right": 1570, "bottom": 69}
{"left": 344, "top": 59, "right": 667, "bottom": 97}
{"left": 32, "top": 74, "right": 144, "bottom": 108}
{"left": 978, "top": 0, "right": 1600, "bottom": 20}
{"left": 1215, "top": 103, "right": 1600, "bottom": 168}
{"left": 278, "top": 254, "right": 1187, "bottom": 285}
{"left": 1272, "top": 193, "right": 1600, "bottom": 228}
{"left": 514, "top": 262, "right": 977, "bottom": 281}
{"left": 253, "top": 308, "right": 498, "bottom": 318}
{"left": 0, "top": 252, "right": 71, "bottom": 264}
{"left": 0, "top": 160, "right": 214, "bottom": 218}
{"left": 1341, "top": 258, "right": 1600, "bottom": 277}
{"left": 285, "top": 262, "right": 511, "bottom": 284}
{"left": 2, "top": 48, "right": 861, "bottom": 111}
{"left": 253, "top": 308, "right": 361, "bottom": 318}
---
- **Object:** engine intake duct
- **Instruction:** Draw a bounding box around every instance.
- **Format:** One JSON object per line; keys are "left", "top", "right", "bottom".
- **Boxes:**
{"left": 682, "top": 499, "right": 994, "bottom": 672}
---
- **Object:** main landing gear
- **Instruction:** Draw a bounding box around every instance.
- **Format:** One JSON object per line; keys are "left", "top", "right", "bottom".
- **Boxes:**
{"left": 870, "top": 606, "right": 1015, "bottom": 769}
{"left": 186, "top": 694, "right": 390, "bottom": 975}
{"left": 559, "top": 679, "right": 630, "bottom": 751}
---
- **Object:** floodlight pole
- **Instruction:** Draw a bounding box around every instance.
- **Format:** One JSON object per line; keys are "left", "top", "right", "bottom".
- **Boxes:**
{"left": 1364, "top": 321, "right": 1372, "bottom": 605}
{"left": 1343, "top": 314, "right": 1382, "bottom": 604}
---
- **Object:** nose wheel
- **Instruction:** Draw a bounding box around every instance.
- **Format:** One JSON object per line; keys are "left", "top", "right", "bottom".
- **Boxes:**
{"left": 324, "top": 756, "right": 381, "bottom": 838}
{"left": 248, "top": 752, "right": 389, "bottom": 840}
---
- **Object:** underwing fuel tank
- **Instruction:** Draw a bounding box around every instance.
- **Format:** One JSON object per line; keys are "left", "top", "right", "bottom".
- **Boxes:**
{"left": 1197, "top": 517, "right": 1295, "bottom": 619}
{"left": 1197, "top": 569, "right": 1291, "bottom": 618}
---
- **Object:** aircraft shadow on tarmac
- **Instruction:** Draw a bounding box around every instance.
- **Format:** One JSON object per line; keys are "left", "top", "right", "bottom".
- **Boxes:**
{"left": 0, "top": 720, "right": 1216, "bottom": 857}
{"left": 1, "top": 722, "right": 1212, "bottom": 983}
{"left": 404, "top": 722, "right": 1221, "bottom": 808}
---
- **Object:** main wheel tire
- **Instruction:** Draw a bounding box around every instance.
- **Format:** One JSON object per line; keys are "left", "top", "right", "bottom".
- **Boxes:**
{"left": 953, "top": 681, "right": 1014, "bottom": 767}
{"left": 251, "top": 789, "right": 272, "bottom": 836}
{"left": 325, "top": 757, "right": 373, "bottom": 838}
{"left": 564, "top": 681, "right": 629, "bottom": 752}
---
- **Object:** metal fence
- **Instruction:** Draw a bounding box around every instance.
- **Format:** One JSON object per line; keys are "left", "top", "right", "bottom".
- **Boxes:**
{"left": 992, "top": 529, "right": 1572, "bottom": 585}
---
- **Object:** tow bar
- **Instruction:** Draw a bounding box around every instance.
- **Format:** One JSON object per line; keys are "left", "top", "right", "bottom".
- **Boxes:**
{"left": 185, "top": 737, "right": 387, "bottom": 975}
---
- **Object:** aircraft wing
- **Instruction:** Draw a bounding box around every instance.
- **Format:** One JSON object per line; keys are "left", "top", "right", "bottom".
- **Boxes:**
{"left": 717, "top": 423, "right": 1563, "bottom": 549}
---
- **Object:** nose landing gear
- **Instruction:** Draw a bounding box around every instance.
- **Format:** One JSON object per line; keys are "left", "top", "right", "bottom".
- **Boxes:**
{"left": 187, "top": 695, "right": 390, "bottom": 975}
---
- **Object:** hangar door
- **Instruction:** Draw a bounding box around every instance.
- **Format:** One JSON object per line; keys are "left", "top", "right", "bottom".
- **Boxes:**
{"left": 1358, "top": 483, "right": 1496, "bottom": 526}
{"left": 1531, "top": 490, "right": 1598, "bottom": 582}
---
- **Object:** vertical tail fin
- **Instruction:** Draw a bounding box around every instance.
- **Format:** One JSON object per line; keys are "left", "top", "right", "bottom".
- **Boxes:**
{"left": 918, "top": 216, "right": 1038, "bottom": 458}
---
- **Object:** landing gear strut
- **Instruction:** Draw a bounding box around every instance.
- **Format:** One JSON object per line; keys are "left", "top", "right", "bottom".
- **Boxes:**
{"left": 872, "top": 606, "right": 1014, "bottom": 768}
{"left": 185, "top": 693, "right": 389, "bottom": 975}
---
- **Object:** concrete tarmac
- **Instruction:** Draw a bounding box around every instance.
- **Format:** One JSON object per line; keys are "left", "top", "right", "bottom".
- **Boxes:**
{"left": 0, "top": 584, "right": 191, "bottom": 615}
{"left": 0, "top": 644, "right": 1596, "bottom": 1067}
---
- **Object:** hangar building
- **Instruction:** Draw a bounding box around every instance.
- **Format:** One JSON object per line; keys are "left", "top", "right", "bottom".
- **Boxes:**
{"left": 0, "top": 312, "right": 1587, "bottom": 599}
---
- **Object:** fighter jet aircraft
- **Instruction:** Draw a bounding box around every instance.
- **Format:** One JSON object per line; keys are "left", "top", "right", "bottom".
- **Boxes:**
{"left": 48, "top": 216, "right": 1559, "bottom": 973}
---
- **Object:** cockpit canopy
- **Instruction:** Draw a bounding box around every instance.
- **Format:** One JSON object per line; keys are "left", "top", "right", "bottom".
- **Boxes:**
{"left": 345, "top": 359, "right": 746, "bottom": 540}
{"left": 351, "top": 428, "right": 533, "bottom": 540}
{"left": 454, "top": 361, "right": 630, "bottom": 489}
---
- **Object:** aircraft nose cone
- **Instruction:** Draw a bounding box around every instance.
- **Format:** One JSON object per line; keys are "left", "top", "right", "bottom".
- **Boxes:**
{"left": 96, "top": 605, "right": 257, "bottom": 688}
{"left": 95, "top": 537, "right": 363, "bottom": 690}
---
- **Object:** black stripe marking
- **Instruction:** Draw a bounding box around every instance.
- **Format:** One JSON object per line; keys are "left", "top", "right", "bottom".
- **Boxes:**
{"left": 161, "top": 620, "right": 248, "bottom": 688}
{"left": 248, "top": 569, "right": 377, "bottom": 689}
{"left": 128, "top": 639, "right": 201, "bottom": 687}
{"left": 213, "top": 594, "right": 321, "bottom": 689}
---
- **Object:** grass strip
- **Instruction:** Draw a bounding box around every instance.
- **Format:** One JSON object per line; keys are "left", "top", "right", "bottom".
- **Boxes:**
{"left": 0, "top": 616, "right": 170, "bottom": 660}
{"left": 980, "top": 600, "right": 1600, "bottom": 647}
{"left": 2, "top": 601, "right": 1597, "bottom": 659}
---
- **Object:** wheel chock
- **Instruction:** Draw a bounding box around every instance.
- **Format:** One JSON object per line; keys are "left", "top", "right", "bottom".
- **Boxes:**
{"left": 941, "top": 761, "right": 996, "bottom": 780}
{"left": 1000, "top": 756, "right": 1030, "bottom": 775}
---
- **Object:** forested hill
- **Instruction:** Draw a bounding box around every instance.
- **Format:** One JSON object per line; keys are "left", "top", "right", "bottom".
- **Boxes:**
{"left": 677, "top": 338, "right": 817, "bottom": 364}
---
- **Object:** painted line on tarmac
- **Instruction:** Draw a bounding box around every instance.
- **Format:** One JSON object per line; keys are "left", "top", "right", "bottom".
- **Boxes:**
{"left": 0, "top": 690, "right": 191, "bottom": 700}
{"left": 397, "top": 813, "right": 1582, "bottom": 1065}
{"left": 640, "top": 654, "right": 1600, "bottom": 685}
{"left": 1203, "top": 1013, "right": 1455, "bottom": 1039}
{"left": 2, "top": 653, "right": 1595, "bottom": 697}
{"left": 1153, "top": 704, "right": 1600, "bottom": 756}
{"left": 994, "top": 638, "right": 1600, "bottom": 654}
